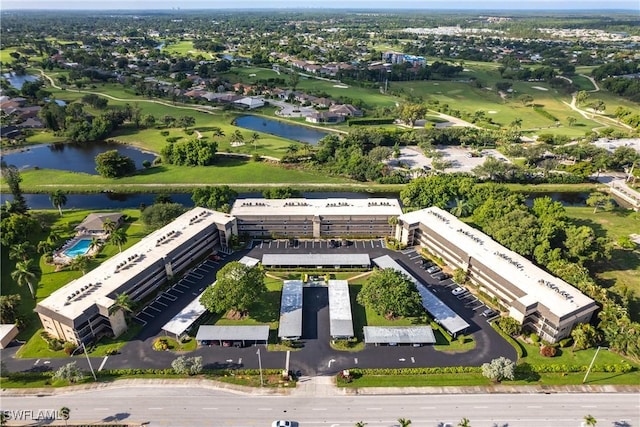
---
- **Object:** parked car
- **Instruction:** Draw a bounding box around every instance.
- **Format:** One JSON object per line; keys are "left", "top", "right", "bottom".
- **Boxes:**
{"left": 272, "top": 421, "right": 293, "bottom": 427}
{"left": 481, "top": 308, "right": 498, "bottom": 318}
{"left": 452, "top": 286, "right": 467, "bottom": 296}
{"left": 426, "top": 266, "right": 441, "bottom": 274}
{"left": 433, "top": 272, "right": 449, "bottom": 281}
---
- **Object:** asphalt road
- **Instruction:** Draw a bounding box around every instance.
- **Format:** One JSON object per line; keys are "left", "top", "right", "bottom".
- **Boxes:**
{"left": 2, "top": 388, "right": 637, "bottom": 427}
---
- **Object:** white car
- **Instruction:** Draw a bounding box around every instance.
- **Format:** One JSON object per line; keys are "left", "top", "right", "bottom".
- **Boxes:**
{"left": 272, "top": 421, "right": 293, "bottom": 427}
{"left": 452, "top": 286, "right": 467, "bottom": 296}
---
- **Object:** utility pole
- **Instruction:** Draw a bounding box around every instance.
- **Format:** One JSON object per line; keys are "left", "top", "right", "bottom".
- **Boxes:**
{"left": 82, "top": 342, "right": 97, "bottom": 381}
{"left": 256, "top": 348, "right": 264, "bottom": 387}
{"left": 583, "top": 346, "right": 607, "bottom": 384}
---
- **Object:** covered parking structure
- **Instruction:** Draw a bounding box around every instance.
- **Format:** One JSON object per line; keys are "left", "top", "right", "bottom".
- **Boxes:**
{"left": 278, "top": 280, "right": 303, "bottom": 340}
{"left": 328, "top": 280, "right": 354, "bottom": 339}
{"left": 195, "top": 325, "right": 269, "bottom": 347}
{"left": 373, "top": 255, "right": 469, "bottom": 337}
{"left": 363, "top": 326, "right": 436, "bottom": 346}
{"left": 262, "top": 253, "right": 370, "bottom": 269}
{"left": 161, "top": 288, "right": 208, "bottom": 340}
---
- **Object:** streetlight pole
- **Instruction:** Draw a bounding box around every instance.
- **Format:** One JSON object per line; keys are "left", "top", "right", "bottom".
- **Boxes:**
{"left": 82, "top": 342, "right": 97, "bottom": 381}
{"left": 256, "top": 348, "right": 264, "bottom": 387}
{"left": 583, "top": 346, "right": 607, "bottom": 384}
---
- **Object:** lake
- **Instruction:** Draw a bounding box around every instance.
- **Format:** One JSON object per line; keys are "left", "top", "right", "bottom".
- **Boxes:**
{"left": 2, "top": 73, "right": 39, "bottom": 90}
{"left": 1, "top": 141, "right": 157, "bottom": 175}
{"left": 234, "top": 115, "right": 329, "bottom": 145}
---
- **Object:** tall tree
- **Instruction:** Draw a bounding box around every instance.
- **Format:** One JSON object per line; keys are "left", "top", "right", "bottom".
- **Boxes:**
{"left": 586, "top": 192, "right": 615, "bottom": 214}
{"left": 1, "top": 163, "right": 28, "bottom": 214}
{"left": 200, "top": 262, "right": 266, "bottom": 317}
{"left": 50, "top": 190, "right": 68, "bottom": 216}
{"left": 109, "top": 228, "right": 128, "bottom": 252}
{"left": 9, "top": 242, "right": 33, "bottom": 261}
{"left": 69, "top": 255, "right": 90, "bottom": 275}
{"left": 357, "top": 269, "right": 423, "bottom": 319}
{"left": 11, "top": 259, "right": 38, "bottom": 299}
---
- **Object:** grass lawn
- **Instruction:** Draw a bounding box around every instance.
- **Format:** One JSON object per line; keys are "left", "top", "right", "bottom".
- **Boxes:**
{"left": 8, "top": 156, "right": 354, "bottom": 193}
{"left": 564, "top": 207, "right": 640, "bottom": 316}
{"left": 517, "top": 337, "right": 635, "bottom": 367}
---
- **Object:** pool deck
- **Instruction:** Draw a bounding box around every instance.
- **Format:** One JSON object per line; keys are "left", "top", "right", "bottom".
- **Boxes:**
{"left": 53, "top": 235, "right": 103, "bottom": 265}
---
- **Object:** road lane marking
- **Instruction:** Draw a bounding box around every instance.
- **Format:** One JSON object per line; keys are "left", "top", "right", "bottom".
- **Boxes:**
{"left": 527, "top": 406, "right": 542, "bottom": 408}
{"left": 581, "top": 405, "right": 597, "bottom": 408}
{"left": 202, "top": 408, "right": 218, "bottom": 410}
{"left": 238, "top": 358, "right": 242, "bottom": 364}
{"left": 34, "top": 359, "right": 40, "bottom": 365}
{"left": 411, "top": 357, "right": 415, "bottom": 363}
{"left": 328, "top": 358, "right": 336, "bottom": 368}
{"left": 312, "top": 408, "right": 327, "bottom": 411}
{"left": 474, "top": 406, "right": 488, "bottom": 409}
{"left": 399, "top": 358, "right": 406, "bottom": 361}
{"left": 285, "top": 351, "right": 291, "bottom": 372}
{"left": 258, "top": 408, "right": 272, "bottom": 411}
{"left": 420, "top": 407, "right": 435, "bottom": 410}
{"left": 94, "top": 408, "right": 109, "bottom": 410}
{"left": 98, "top": 356, "right": 109, "bottom": 371}
{"left": 354, "top": 357, "right": 358, "bottom": 364}
{"left": 148, "top": 407, "right": 163, "bottom": 410}
{"left": 366, "top": 408, "right": 382, "bottom": 410}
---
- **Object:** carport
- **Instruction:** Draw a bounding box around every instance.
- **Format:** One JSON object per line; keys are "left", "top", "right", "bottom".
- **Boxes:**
{"left": 328, "top": 280, "right": 354, "bottom": 339}
{"left": 262, "top": 253, "right": 370, "bottom": 269}
{"left": 161, "top": 288, "right": 209, "bottom": 340}
{"left": 363, "top": 326, "right": 436, "bottom": 346}
{"left": 278, "top": 280, "right": 303, "bottom": 340}
{"left": 195, "top": 325, "right": 269, "bottom": 346}
{"left": 373, "top": 255, "right": 470, "bottom": 337}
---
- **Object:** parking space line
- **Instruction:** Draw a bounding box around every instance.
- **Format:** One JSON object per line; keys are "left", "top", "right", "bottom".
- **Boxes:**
{"left": 190, "top": 273, "right": 203, "bottom": 279}
{"left": 148, "top": 306, "right": 162, "bottom": 313}
{"left": 134, "top": 317, "right": 147, "bottom": 325}
{"left": 155, "top": 300, "right": 168, "bottom": 307}
{"left": 163, "top": 294, "right": 178, "bottom": 301}
{"left": 140, "top": 311, "right": 154, "bottom": 318}
{"left": 371, "top": 240, "right": 374, "bottom": 248}
{"left": 172, "top": 287, "right": 184, "bottom": 294}
{"left": 180, "top": 279, "right": 194, "bottom": 285}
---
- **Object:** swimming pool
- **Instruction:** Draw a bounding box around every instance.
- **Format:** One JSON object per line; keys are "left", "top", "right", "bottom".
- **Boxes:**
{"left": 63, "top": 238, "right": 92, "bottom": 258}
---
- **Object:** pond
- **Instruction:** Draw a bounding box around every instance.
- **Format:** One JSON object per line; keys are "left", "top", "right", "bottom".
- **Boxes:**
{"left": 2, "top": 73, "right": 39, "bottom": 90}
{"left": 1, "top": 141, "right": 157, "bottom": 175}
{"left": 234, "top": 115, "right": 329, "bottom": 145}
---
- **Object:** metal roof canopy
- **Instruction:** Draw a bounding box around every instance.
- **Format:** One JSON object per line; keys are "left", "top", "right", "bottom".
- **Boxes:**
{"left": 262, "top": 253, "right": 370, "bottom": 267}
{"left": 328, "top": 280, "right": 354, "bottom": 338}
{"left": 195, "top": 325, "right": 269, "bottom": 342}
{"left": 373, "top": 255, "right": 470, "bottom": 336}
{"left": 363, "top": 326, "right": 436, "bottom": 344}
{"left": 161, "top": 288, "right": 208, "bottom": 337}
{"left": 278, "top": 280, "right": 303, "bottom": 339}
{"left": 238, "top": 256, "right": 260, "bottom": 268}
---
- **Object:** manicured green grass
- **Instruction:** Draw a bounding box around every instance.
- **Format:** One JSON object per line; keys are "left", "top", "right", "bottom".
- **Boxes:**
{"left": 518, "top": 338, "right": 635, "bottom": 367}
{"left": 340, "top": 370, "right": 640, "bottom": 387}
{"left": 564, "top": 207, "right": 640, "bottom": 303}
{"left": 0, "top": 47, "right": 19, "bottom": 63}
{"left": 162, "top": 40, "right": 213, "bottom": 58}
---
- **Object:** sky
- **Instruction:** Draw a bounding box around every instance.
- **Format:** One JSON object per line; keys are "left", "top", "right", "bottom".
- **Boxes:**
{"left": 1, "top": 0, "right": 638, "bottom": 10}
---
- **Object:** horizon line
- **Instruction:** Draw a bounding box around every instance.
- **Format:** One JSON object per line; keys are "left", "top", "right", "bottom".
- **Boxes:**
{"left": 2, "top": 7, "right": 638, "bottom": 11}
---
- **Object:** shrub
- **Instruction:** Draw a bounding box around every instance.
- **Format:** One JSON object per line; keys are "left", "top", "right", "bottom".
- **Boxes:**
{"left": 540, "top": 345, "right": 557, "bottom": 357}
{"left": 63, "top": 342, "right": 77, "bottom": 356}
{"left": 530, "top": 333, "right": 540, "bottom": 344}
{"left": 558, "top": 337, "right": 573, "bottom": 348}
{"left": 142, "top": 160, "right": 151, "bottom": 168}
{"left": 153, "top": 337, "right": 169, "bottom": 351}
{"left": 160, "top": 130, "right": 170, "bottom": 136}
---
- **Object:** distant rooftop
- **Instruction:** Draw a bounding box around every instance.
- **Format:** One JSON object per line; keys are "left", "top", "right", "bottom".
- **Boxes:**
{"left": 278, "top": 280, "right": 303, "bottom": 339}
{"left": 230, "top": 198, "right": 402, "bottom": 217}
{"left": 364, "top": 326, "right": 436, "bottom": 344}
{"left": 262, "top": 253, "right": 370, "bottom": 267}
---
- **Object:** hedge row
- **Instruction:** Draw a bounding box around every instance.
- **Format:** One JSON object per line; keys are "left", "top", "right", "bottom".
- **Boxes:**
{"left": 348, "top": 118, "right": 395, "bottom": 126}
{"left": 6, "top": 368, "right": 288, "bottom": 381}
{"left": 348, "top": 367, "right": 482, "bottom": 375}
{"left": 519, "top": 364, "right": 634, "bottom": 374}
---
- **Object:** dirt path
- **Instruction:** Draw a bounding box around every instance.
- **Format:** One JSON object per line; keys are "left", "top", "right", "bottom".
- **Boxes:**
{"left": 564, "top": 94, "right": 632, "bottom": 131}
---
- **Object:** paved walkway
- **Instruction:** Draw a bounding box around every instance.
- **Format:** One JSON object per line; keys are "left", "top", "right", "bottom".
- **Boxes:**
{"left": 2, "top": 377, "right": 638, "bottom": 397}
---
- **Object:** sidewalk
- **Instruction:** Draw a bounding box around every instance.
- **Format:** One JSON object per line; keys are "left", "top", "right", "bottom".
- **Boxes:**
{"left": 2, "top": 377, "right": 638, "bottom": 397}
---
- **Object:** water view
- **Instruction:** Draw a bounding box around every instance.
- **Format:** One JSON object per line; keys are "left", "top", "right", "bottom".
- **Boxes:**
{"left": 2, "top": 72, "right": 39, "bottom": 89}
{"left": 234, "top": 115, "right": 329, "bottom": 145}
{"left": 1, "top": 141, "right": 157, "bottom": 175}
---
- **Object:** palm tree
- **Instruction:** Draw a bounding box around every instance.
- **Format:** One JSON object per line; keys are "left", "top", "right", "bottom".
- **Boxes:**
{"left": 11, "top": 259, "right": 38, "bottom": 299}
{"left": 102, "top": 218, "right": 118, "bottom": 235}
{"left": 355, "top": 422, "right": 367, "bottom": 427}
{"left": 109, "top": 228, "right": 128, "bottom": 252}
{"left": 9, "top": 242, "right": 33, "bottom": 261}
{"left": 109, "top": 292, "right": 134, "bottom": 317}
{"left": 583, "top": 414, "right": 597, "bottom": 426}
{"left": 47, "top": 230, "right": 61, "bottom": 245}
{"left": 397, "top": 418, "right": 411, "bottom": 427}
{"left": 509, "top": 118, "right": 522, "bottom": 130}
{"left": 69, "top": 255, "right": 91, "bottom": 275}
{"left": 37, "top": 240, "right": 53, "bottom": 255}
{"left": 458, "top": 418, "right": 471, "bottom": 427}
{"left": 233, "top": 129, "right": 244, "bottom": 142}
{"left": 251, "top": 132, "right": 260, "bottom": 150}
{"left": 50, "top": 190, "right": 68, "bottom": 216}
{"left": 450, "top": 197, "right": 470, "bottom": 217}
{"left": 211, "top": 127, "right": 224, "bottom": 138}
{"left": 88, "top": 237, "right": 102, "bottom": 254}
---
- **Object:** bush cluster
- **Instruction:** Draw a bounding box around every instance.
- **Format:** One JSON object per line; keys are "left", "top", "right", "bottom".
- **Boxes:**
{"left": 540, "top": 345, "right": 557, "bottom": 358}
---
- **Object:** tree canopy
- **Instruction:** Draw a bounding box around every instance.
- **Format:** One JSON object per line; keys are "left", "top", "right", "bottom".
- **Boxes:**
{"left": 199, "top": 261, "right": 266, "bottom": 316}
{"left": 95, "top": 150, "right": 136, "bottom": 178}
{"left": 141, "top": 203, "right": 187, "bottom": 230}
{"left": 356, "top": 268, "right": 423, "bottom": 319}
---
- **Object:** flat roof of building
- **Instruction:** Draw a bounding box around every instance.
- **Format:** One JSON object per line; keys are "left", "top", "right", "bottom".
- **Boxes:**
{"left": 278, "top": 280, "right": 303, "bottom": 339}
{"left": 230, "top": 198, "right": 402, "bottom": 217}
{"left": 37, "top": 207, "right": 235, "bottom": 321}
{"left": 262, "top": 253, "right": 370, "bottom": 267}
{"left": 328, "top": 280, "right": 354, "bottom": 338}
{"left": 363, "top": 326, "right": 436, "bottom": 344}
{"left": 373, "top": 255, "right": 469, "bottom": 335}
{"left": 399, "top": 207, "right": 595, "bottom": 318}
{"left": 195, "top": 325, "right": 269, "bottom": 342}
{"left": 238, "top": 256, "right": 260, "bottom": 268}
